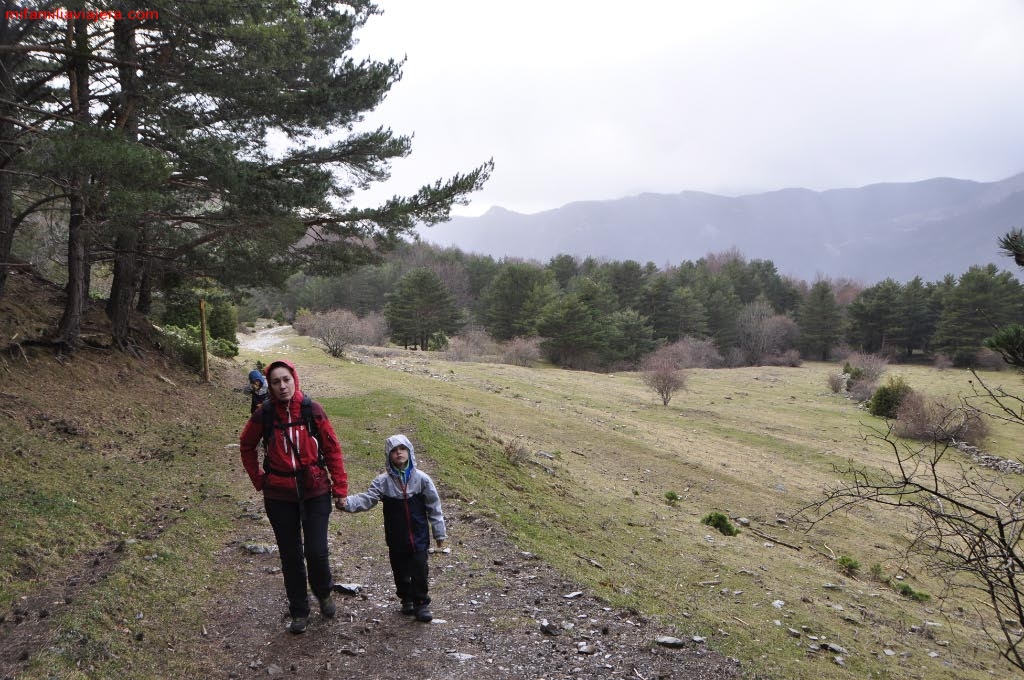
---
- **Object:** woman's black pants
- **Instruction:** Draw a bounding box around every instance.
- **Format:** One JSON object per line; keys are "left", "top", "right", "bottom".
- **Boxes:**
{"left": 265, "top": 493, "right": 332, "bottom": 618}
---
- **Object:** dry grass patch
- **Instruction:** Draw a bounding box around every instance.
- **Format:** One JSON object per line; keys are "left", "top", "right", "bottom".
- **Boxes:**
{"left": 234, "top": 337, "right": 1024, "bottom": 680}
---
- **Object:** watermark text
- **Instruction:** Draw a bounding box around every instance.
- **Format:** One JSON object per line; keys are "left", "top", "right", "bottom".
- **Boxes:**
{"left": 6, "top": 8, "right": 158, "bottom": 21}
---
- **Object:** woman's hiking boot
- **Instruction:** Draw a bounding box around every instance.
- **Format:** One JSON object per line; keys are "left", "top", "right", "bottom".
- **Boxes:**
{"left": 288, "top": 616, "right": 308, "bottom": 634}
{"left": 318, "top": 595, "right": 336, "bottom": 619}
{"left": 401, "top": 599, "right": 416, "bottom": 616}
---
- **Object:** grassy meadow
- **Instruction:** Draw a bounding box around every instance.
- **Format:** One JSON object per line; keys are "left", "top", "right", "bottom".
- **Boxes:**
{"left": 5, "top": 330, "right": 1022, "bottom": 679}
{"left": 242, "top": 331, "right": 1024, "bottom": 680}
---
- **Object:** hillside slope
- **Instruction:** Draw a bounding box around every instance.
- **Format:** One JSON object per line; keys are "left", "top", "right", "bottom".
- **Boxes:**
{"left": 0, "top": 275, "right": 743, "bottom": 679}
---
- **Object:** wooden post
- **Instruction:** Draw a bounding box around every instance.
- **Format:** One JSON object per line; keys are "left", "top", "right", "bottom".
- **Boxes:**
{"left": 199, "top": 298, "right": 210, "bottom": 382}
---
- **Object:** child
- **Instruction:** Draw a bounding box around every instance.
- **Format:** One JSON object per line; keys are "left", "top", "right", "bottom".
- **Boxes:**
{"left": 246, "top": 368, "right": 269, "bottom": 414}
{"left": 340, "top": 434, "right": 446, "bottom": 622}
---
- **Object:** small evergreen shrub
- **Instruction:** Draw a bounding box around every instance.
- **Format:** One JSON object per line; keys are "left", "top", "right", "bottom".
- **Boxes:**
{"left": 664, "top": 491, "right": 680, "bottom": 506}
{"left": 893, "top": 581, "right": 930, "bottom": 602}
{"left": 701, "top": 511, "right": 738, "bottom": 536}
{"left": 842, "top": 362, "right": 865, "bottom": 383}
{"left": 837, "top": 555, "right": 860, "bottom": 576}
{"left": 159, "top": 324, "right": 238, "bottom": 368}
{"left": 869, "top": 563, "right": 885, "bottom": 581}
{"left": 868, "top": 375, "right": 913, "bottom": 418}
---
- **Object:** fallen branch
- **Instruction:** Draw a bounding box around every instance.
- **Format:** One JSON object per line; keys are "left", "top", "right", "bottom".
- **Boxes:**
{"left": 574, "top": 552, "right": 604, "bottom": 569}
{"left": 748, "top": 526, "right": 802, "bottom": 551}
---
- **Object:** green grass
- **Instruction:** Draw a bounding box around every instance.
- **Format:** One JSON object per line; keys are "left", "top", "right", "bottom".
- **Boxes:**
{"left": 7, "top": 334, "right": 1024, "bottom": 679}
{"left": 269, "top": 338, "right": 1024, "bottom": 680}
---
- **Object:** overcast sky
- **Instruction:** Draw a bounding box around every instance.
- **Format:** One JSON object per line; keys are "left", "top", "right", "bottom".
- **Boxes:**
{"left": 349, "top": 0, "right": 1024, "bottom": 217}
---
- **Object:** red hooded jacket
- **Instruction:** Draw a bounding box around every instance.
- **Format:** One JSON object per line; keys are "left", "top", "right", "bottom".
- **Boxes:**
{"left": 239, "top": 360, "right": 347, "bottom": 502}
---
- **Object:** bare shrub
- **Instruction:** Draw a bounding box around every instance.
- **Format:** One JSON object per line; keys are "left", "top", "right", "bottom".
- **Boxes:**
{"left": 763, "top": 349, "right": 802, "bottom": 367}
{"left": 306, "top": 309, "right": 387, "bottom": 357}
{"left": 723, "top": 347, "right": 747, "bottom": 368}
{"left": 845, "top": 352, "right": 888, "bottom": 382}
{"left": 827, "top": 372, "right": 846, "bottom": 393}
{"left": 654, "top": 336, "right": 723, "bottom": 369}
{"left": 293, "top": 309, "right": 315, "bottom": 336}
{"left": 640, "top": 354, "right": 688, "bottom": 406}
{"left": 446, "top": 327, "right": 500, "bottom": 362}
{"left": 445, "top": 336, "right": 476, "bottom": 362}
{"left": 502, "top": 439, "right": 531, "bottom": 466}
{"left": 501, "top": 337, "right": 541, "bottom": 366}
{"left": 894, "top": 392, "right": 990, "bottom": 446}
{"left": 848, "top": 378, "right": 878, "bottom": 403}
{"left": 355, "top": 312, "right": 389, "bottom": 347}
{"left": 933, "top": 353, "right": 954, "bottom": 370}
{"left": 975, "top": 348, "right": 1007, "bottom": 371}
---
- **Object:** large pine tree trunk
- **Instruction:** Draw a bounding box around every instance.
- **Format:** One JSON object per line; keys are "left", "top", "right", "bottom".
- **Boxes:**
{"left": 54, "top": 15, "right": 91, "bottom": 352}
{"left": 0, "top": 159, "right": 13, "bottom": 299}
{"left": 106, "top": 10, "right": 142, "bottom": 351}
{"left": 0, "top": 33, "right": 17, "bottom": 298}
{"left": 56, "top": 191, "right": 87, "bottom": 351}
{"left": 106, "top": 229, "right": 139, "bottom": 347}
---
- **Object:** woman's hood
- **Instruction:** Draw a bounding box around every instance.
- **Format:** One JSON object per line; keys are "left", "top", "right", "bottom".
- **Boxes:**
{"left": 264, "top": 359, "right": 300, "bottom": 392}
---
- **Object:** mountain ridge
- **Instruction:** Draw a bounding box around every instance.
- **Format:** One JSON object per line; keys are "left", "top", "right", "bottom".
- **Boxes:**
{"left": 418, "top": 173, "right": 1024, "bottom": 283}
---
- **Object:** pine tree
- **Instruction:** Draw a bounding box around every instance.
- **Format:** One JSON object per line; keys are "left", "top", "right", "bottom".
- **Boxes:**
{"left": 383, "top": 268, "right": 461, "bottom": 350}
{"left": 798, "top": 280, "right": 842, "bottom": 360}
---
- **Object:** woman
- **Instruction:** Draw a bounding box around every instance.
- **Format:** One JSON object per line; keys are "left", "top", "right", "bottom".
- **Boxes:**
{"left": 239, "top": 359, "right": 348, "bottom": 634}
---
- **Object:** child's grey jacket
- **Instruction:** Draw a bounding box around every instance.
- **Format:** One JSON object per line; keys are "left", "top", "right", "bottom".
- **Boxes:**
{"left": 344, "top": 434, "right": 446, "bottom": 552}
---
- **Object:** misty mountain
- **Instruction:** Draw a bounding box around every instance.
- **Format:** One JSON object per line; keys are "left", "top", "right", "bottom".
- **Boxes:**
{"left": 417, "top": 173, "right": 1024, "bottom": 284}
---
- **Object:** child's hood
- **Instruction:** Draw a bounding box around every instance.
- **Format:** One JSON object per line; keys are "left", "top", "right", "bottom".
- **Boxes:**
{"left": 385, "top": 434, "right": 416, "bottom": 473}
{"left": 248, "top": 369, "right": 267, "bottom": 388}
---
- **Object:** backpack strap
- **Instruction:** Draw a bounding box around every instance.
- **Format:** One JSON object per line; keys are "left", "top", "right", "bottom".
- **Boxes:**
{"left": 261, "top": 395, "right": 325, "bottom": 474}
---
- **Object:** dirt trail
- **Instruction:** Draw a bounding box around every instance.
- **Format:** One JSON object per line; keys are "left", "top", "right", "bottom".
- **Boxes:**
{"left": 202, "top": 326, "right": 747, "bottom": 679}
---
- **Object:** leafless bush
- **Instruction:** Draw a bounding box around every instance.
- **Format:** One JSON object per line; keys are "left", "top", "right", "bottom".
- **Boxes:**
{"left": 975, "top": 348, "right": 1007, "bottom": 371}
{"left": 446, "top": 327, "right": 500, "bottom": 362}
{"left": 293, "top": 309, "right": 315, "bottom": 336}
{"left": 800, "top": 415, "right": 1021, "bottom": 672}
{"left": 650, "top": 336, "right": 723, "bottom": 370}
{"left": 501, "top": 337, "right": 542, "bottom": 366}
{"left": 895, "top": 392, "right": 990, "bottom": 446}
{"left": 933, "top": 353, "right": 954, "bottom": 370}
{"left": 736, "top": 301, "right": 801, "bottom": 365}
{"left": 445, "top": 337, "right": 476, "bottom": 362}
{"left": 640, "top": 354, "right": 688, "bottom": 405}
{"left": 306, "top": 309, "right": 388, "bottom": 357}
{"left": 827, "top": 372, "right": 846, "bottom": 393}
{"left": 845, "top": 352, "right": 888, "bottom": 382}
{"left": 356, "top": 312, "right": 389, "bottom": 347}
{"left": 848, "top": 378, "right": 878, "bottom": 403}
{"left": 502, "top": 439, "right": 531, "bottom": 466}
{"left": 762, "top": 350, "right": 802, "bottom": 367}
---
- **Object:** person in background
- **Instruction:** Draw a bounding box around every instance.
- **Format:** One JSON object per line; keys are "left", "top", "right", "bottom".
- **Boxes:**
{"left": 245, "top": 368, "right": 269, "bottom": 414}
{"left": 340, "top": 433, "right": 446, "bottom": 623}
{"left": 239, "top": 360, "right": 348, "bottom": 634}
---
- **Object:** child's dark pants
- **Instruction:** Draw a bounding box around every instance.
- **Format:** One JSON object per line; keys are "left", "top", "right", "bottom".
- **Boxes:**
{"left": 389, "top": 550, "right": 430, "bottom": 605}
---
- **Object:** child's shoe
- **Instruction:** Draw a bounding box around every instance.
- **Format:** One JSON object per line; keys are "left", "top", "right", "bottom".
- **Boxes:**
{"left": 401, "top": 600, "right": 416, "bottom": 616}
{"left": 415, "top": 605, "right": 433, "bottom": 623}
